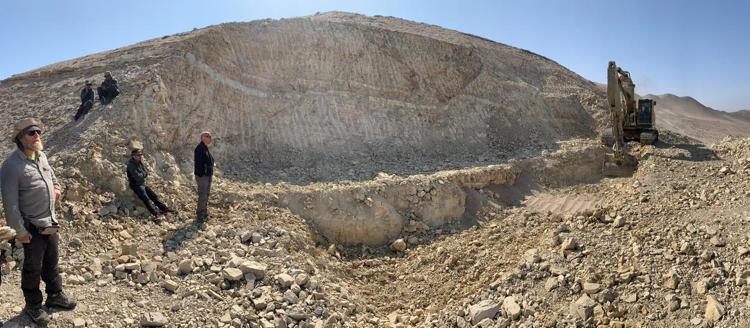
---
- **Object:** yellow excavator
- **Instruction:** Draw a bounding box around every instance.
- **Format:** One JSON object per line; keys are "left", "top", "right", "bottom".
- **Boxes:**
{"left": 602, "top": 61, "right": 658, "bottom": 176}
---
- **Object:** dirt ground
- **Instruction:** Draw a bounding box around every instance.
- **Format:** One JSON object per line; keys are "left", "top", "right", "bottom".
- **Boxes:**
{"left": 2, "top": 135, "right": 750, "bottom": 328}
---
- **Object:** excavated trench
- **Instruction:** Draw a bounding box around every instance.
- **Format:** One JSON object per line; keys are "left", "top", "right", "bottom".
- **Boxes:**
{"left": 277, "top": 140, "right": 607, "bottom": 246}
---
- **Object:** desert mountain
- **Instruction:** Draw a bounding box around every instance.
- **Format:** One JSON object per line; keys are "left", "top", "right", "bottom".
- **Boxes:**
{"left": 644, "top": 93, "right": 750, "bottom": 144}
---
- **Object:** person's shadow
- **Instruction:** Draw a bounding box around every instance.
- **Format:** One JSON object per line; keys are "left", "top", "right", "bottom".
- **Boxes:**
{"left": 648, "top": 141, "right": 720, "bottom": 162}
{"left": 162, "top": 216, "right": 205, "bottom": 252}
{"left": 2, "top": 313, "right": 37, "bottom": 327}
{"left": 2, "top": 305, "right": 76, "bottom": 327}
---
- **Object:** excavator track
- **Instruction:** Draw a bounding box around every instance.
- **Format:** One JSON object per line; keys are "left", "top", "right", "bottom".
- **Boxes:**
{"left": 639, "top": 131, "right": 658, "bottom": 145}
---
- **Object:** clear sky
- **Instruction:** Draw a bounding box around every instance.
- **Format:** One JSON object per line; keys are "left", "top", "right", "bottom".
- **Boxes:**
{"left": 1, "top": 0, "right": 748, "bottom": 111}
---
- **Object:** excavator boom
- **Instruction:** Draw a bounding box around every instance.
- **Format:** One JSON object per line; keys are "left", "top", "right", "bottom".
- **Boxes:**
{"left": 603, "top": 61, "right": 641, "bottom": 177}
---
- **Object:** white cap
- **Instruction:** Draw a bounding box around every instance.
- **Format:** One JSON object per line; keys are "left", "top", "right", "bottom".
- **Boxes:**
{"left": 199, "top": 131, "right": 212, "bottom": 142}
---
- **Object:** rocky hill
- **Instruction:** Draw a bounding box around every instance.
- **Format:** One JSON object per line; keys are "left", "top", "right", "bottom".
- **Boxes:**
{"left": 644, "top": 94, "right": 750, "bottom": 144}
{"left": 0, "top": 11, "right": 606, "bottom": 187}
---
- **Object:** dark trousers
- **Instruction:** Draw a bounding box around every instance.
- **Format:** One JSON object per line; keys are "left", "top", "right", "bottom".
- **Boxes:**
{"left": 22, "top": 226, "right": 63, "bottom": 306}
{"left": 74, "top": 100, "right": 93, "bottom": 120}
{"left": 97, "top": 87, "right": 119, "bottom": 104}
{"left": 196, "top": 175, "right": 212, "bottom": 219}
{"left": 130, "top": 184, "right": 167, "bottom": 215}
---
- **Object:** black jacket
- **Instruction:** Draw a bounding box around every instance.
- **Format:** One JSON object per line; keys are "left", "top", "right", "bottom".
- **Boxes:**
{"left": 100, "top": 78, "right": 118, "bottom": 91}
{"left": 194, "top": 142, "right": 214, "bottom": 177}
{"left": 126, "top": 158, "right": 148, "bottom": 186}
{"left": 80, "top": 87, "right": 94, "bottom": 103}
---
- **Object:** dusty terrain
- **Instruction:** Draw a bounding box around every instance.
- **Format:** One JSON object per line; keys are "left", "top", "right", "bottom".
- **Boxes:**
{"left": 1, "top": 11, "right": 750, "bottom": 328}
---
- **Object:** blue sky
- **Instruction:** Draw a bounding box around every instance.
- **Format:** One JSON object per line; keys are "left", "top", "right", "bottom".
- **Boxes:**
{"left": 1, "top": 0, "right": 748, "bottom": 111}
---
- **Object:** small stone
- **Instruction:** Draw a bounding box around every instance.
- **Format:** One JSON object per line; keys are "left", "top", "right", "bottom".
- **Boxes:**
{"left": 570, "top": 294, "right": 597, "bottom": 320}
{"left": 284, "top": 289, "right": 299, "bottom": 304}
{"left": 582, "top": 282, "right": 601, "bottom": 294}
{"left": 390, "top": 239, "right": 407, "bottom": 252}
{"left": 710, "top": 235, "right": 726, "bottom": 247}
{"left": 544, "top": 277, "right": 558, "bottom": 291}
{"left": 295, "top": 273, "right": 310, "bottom": 286}
{"left": 178, "top": 259, "right": 193, "bottom": 274}
{"left": 223, "top": 268, "right": 244, "bottom": 281}
{"left": 690, "top": 318, "right": 702, "bottom": 325}
{"left": 253, "top": 295, "right": 269, "bottom": 310}
{"left": 239, "top": 261, "right": 267, "bottom": 278}
{"left": 287, "top": 309, "right": 308, "bottom": 321}
{"left": 502, "top": 296, "right": 522, "bottom": 320}
{"left": 705, "top": 295, "right": 724, "bottom": 321}
{"left": 275, "top": 273, "right": 295, "bottom": 288}
{"left": 735, "top": 271, "right": 750, "bottom": 286}
{"left": 162, "top": 279, "right": 179, "bottom": 292}
{"left": 140, "top": 312, "right": 167, "bottom": 327}
{"left": 119, "top": 230, "right": 132, "bottom": 239}
{"left": 669, "top": 299, "right": 681, "bottom": 312}
{"left": 73, "top": 318, "right": 86, "bottom": 327}
{"left": 695, "top": 279, "right": 711, "bottom": 294}
{"left": 613, "top": 216, "right": 625, "bottom": 228}
{"left": 220, "top": 312, "right": 232, "bottom": 323}
{"left": 523, "top": 249, "right": 540, "bottom": 264}
{"left": 251, "top": 232, "right": 263, "bottom": 244}
{"left": 240, "top": 231, "right": 253, "bottom": 243}
{"left": 468, "top": 300, "right": 499, "bottom": 325}
{"left": 124, "top": 262, "right": 141, "bottom": 271}
{"left": 664, "top": 271, "right": 680, "bottom": 290}
{"left": 623, "top": 293, "right": 637, "bottom": 303}
{"left": 561, "top": 238, "right": 578, "bottom": 251}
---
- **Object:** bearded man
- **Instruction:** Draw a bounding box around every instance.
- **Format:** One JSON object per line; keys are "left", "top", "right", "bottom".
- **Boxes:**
{"left": 0, "top": 118, "right": 76, "bottom": 326}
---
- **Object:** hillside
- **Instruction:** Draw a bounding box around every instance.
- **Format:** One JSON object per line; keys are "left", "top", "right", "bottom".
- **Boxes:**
{"left": 644, "top": 94, "right": 750, "bottom": 144}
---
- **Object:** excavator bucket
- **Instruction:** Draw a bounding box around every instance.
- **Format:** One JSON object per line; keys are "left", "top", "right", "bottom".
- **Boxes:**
{"left": 603, "top": 153, "right": 638, "bottom": 177}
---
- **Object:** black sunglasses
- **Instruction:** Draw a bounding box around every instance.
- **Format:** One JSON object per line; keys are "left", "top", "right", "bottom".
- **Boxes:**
{"left": 26, "top": 130, "right": 42, "bottom": 136}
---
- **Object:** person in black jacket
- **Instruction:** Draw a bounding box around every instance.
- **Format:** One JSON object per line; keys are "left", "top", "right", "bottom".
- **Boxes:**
{"left": 194, "top": 131, "right": 214, "bottom": 221}
{"left": 126, "top": 149, "right": 173, "bottom": 220}
{"left": 74, "top": 81, "right": 95, "bottom": 121}
{"left": 97, "top": 71, "right": 119, "bottom": 105}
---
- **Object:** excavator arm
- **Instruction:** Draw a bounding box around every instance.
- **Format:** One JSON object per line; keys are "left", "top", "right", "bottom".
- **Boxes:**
{"left": 603, "top": 61, "right": 638, "bottom": 176}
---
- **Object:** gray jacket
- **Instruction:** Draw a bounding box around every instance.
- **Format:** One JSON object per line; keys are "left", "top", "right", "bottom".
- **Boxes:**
{"left": 0, "top": 148, "right": 59, "bottom": 237}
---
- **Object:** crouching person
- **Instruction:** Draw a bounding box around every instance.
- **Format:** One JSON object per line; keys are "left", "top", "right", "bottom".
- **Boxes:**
{"left": 97, "top": 71, "right": 119, "bottom": 105}
{"left": 0, "top": 118, "right": 76, "bottom": 326}
{"left": 126, "top": 148, "right": 174, "bottom": 221}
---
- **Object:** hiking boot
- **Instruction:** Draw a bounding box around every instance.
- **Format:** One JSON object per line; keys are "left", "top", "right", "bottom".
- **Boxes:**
{"left": 23, "top": 304, "right": 50, "bottom": 326}
{"left": 45, "top": 291, "right": 77, "bottom": 310}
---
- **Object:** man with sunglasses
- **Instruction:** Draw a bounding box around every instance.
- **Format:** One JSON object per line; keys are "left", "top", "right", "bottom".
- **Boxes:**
{"left": 126, "top": 148, "right": 174, "bottom": 221}
{"left": 194, "top": 131, "right": 214, "bottom": 222}
{"left": 1, "top": 118, "right": 76, "bottom": 326}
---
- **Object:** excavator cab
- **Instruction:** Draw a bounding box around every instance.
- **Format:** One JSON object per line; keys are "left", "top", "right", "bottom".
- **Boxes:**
{"left": 637, "top": 99, "right": 655, "bottom": 127}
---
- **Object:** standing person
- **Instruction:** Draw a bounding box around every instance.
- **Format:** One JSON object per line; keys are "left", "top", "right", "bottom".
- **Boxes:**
{"left": 97, "top": 71, "right": 119, "bottom": 104}
{"left": 0, "top": 118, "right": 76, "bottom": 326}
{"left": 126, "top": 149, "right": 174, "bottom": 221}
{"left": 194, "top": 131, "right": 214, "bottom": 221}
{"left": 74, "top": 80, "right": 95, "bottom": 121}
